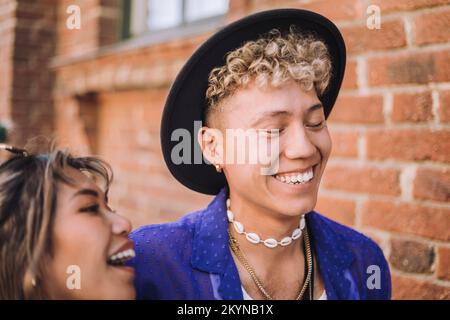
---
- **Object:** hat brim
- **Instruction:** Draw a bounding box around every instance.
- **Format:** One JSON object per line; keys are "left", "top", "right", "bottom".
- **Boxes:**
{"left": 161, "top": 9, "right": 346, "bottom": 195}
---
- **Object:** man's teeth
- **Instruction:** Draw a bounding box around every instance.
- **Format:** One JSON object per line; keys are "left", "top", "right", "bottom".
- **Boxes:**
{"left": 107, "top": 249, "right": 135, "bottom": 266}
{"left": 274, "top": 168, "right": 314, "bottom": 184}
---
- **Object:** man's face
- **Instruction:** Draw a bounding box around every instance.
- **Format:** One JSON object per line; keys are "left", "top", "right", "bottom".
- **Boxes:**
{"left": 217, "top": 80, "right": 332, "bottom": 216}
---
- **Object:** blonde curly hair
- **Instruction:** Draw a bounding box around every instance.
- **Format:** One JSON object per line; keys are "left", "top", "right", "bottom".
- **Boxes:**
{"left": 205, "top": 27, "right": 332, "bottom": 125}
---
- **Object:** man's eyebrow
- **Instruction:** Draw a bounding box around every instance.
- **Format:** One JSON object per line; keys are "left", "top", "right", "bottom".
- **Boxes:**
{"left": 306, "top": 103, "right": 324, "bottom": 113}
{"left": 71, "top": 188, "right": 99, "bottom": 199}
{"left": 250, "top": 110, "right": 292, "bottom": 126}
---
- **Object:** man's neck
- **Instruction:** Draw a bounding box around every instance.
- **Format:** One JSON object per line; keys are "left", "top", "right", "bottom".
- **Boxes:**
{"left": 227, "top": 193, "right": 305, "bottom": 263}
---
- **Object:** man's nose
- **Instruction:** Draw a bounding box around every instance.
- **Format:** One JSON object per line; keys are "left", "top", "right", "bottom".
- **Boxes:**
{"left": 284, "top": 125, "right": 316, "bottom": 160}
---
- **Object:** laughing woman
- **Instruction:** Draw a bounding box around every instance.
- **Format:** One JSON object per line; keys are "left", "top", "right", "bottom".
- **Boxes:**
{"left": 130, "top": 9, "right": 391, "bottom": 300}
{"left": 0, "top": 144, "right": 136, "bottom": 299}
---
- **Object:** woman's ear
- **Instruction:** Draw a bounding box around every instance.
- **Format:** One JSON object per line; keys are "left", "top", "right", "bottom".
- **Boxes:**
{"left": 197, "top": 126, "right": 224, "bottom": 167}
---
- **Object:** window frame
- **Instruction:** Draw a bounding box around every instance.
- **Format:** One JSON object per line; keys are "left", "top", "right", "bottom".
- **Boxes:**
{"left": 122, "top": 0, "right": 229, "bottom": 41}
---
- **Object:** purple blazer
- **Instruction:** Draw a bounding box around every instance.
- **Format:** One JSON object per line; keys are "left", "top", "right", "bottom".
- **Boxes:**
{"left": 129, "top": 187, "right": 391, "bottom": 300}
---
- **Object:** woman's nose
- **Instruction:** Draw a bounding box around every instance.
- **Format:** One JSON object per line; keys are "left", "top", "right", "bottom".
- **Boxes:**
{"left": 110, "top": 211, "right": 132, "bottom": 236}
{"left": 284, "top": 125, "right": 316, "bottom": 159}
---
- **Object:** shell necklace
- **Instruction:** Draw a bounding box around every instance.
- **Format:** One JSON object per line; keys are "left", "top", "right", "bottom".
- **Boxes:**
{"left": 226, "top": 198, "right": 306, "bottom": 249}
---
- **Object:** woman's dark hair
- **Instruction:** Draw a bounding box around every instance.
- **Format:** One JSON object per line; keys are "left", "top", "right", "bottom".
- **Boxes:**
{"left": 0, "top": 143, "right": 113, "bottom": 299}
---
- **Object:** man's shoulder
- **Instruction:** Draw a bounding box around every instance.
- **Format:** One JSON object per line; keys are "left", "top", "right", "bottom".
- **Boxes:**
{"left": 311, "top": 211, "right": 391, "bottom": 299}
{"left": 129, "top": 210, "right": 203, "bottom": 250}
{"left": 128, "top": 210, "right": 208, "bottom": 299}
{"left": 312, "top": 211, "right": 385, "bottom": 259}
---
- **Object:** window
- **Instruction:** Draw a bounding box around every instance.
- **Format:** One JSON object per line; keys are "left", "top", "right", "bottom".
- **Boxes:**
{"left": 123, "top": 0, "right": 229, "bottom": 39}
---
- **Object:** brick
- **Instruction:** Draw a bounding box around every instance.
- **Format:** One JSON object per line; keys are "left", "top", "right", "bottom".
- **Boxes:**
{"left": 392, "top": 273, "right": 450, "bottom": 299}
{"left": 361, "top": 200, "right": 450, "bottom": 241}
{"left": 415, "top": 8, "right": 450, "bottom": 45}
{"left": 315, "top": 196, "right": 356, "bottom": 226}
{"left": 439, "top": 90, "right": 450, "bottom": 122}
{"left": 322, "top": 164, "right": 401, "bottom": 196}
{"left": 436, "top": 246, "right": 450, "bottom": 280}
{"left": 329, "top": 130, "right": 359, "bottom": 158}
{"left": 389, "top": 238, "right": 434, "bottom": 273}
{"left": 392, "top": 92, "right": 433, "bottom": 122}
{"left": 342, "top": 60, "right": 357, "bottom": 90}
{"left": 294, "top": 0, "right": 365, "bottom": 21}
{"left": 229, "top": 0, "right": 250, "bottom": 11}
{"left": 367, "top": 50, "right": 450, "bottom": 86}
{"left": 371, "top": 0, "right": 450, "bottom": 13}
{"left": 413, "top": 167, "right": 450, "bottom": 203}
{"left": 341, "top": 19, "right": 406, "bottom": 53}
{"left": 329, "top": 95, "right": 384, "bottom": 123}
{"left": 366, "top": 129, "right": 450, "bottom": 162}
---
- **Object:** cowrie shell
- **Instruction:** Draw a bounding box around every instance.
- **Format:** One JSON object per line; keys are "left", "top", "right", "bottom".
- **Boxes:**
{"left": 233, "top": 221, "right": 244, "bottom": 234}
{"left": 300, "top": 217, "right": 306, "bottom": 229}
{"left": 227, "top": 210, "right": 234, "bottom": 222}
{"left": 246, "top": 233, "right": 261, "bottom": 244}
{"left": 292, "top": 228, "right": 302, "bottom": 240}
{"left": 280, "top": 237, "right": 293, "bottom": 246}
{"left": 263, "top": 238, "right": 278, "bottom": 248}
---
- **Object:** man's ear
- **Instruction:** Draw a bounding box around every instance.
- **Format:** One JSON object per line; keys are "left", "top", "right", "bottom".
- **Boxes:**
{"left": 197, "top": 126, "right": 224, "bottom": 166}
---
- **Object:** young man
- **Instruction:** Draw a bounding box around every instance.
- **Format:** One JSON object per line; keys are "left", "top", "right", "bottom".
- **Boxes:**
{"left": 129, "top": 9, "right": 391, "bottom": 300}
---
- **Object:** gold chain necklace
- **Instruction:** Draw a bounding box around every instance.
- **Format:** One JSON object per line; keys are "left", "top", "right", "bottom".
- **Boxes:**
{"left": 228, "top": 225, "right": 313, "bottom": 300}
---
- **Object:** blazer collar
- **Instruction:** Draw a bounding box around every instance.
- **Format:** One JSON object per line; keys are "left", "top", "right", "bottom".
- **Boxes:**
{"left": 308, "top": 211, "right": 355, "bottom": 269}
{"left": 191, "top": 187, "right": 356, "bottom": 299}
{"left": 190, "top": 186, "right": 230, "bottom": 274}
{"left": 190, "top": 186, "right": 243, "bottom": 299}
{"left": 307, "top": 211, "right": 356, "bottom": 299}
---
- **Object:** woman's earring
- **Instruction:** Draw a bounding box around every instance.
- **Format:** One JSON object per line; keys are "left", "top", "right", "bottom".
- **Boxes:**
{"left": 31, "top": 278, "right": 36, "bottom": 287}
{"left": 214, "top": 164, "right": 222, "bottom": 173}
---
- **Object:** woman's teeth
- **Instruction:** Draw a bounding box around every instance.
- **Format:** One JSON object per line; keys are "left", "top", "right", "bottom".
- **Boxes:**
{"left": 107, "top": 249, "right": 135, "bottom": 266}
{"left": 274, "top": 167, "right": 314, "bottom": 185}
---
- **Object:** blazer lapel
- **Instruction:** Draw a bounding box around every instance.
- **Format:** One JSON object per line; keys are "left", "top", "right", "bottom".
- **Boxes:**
{"left": 190, "top": 186, "right": 243, "bottom": 299}
{"left": 307, "top": 211, "right": 356, "bottom": 300}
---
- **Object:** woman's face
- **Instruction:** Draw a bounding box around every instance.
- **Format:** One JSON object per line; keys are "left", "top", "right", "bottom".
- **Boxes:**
{"left": 215, "top": 80, "right": 332, "bottom": 217}
{"left": 43, "top": 167, "right": 135, "bottom": 299}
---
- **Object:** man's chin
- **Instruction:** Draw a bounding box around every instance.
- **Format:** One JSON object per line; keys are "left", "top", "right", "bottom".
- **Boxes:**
{"left": 269, "top": 199, "right": 316, "bottom": 217}
{"left": 266, "top": 189, "right": 317, "bottom": 215}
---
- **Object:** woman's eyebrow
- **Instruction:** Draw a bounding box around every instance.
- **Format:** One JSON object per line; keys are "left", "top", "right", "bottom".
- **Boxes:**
{"left": 71, "top": 188, "right": 99, "bottom": 199}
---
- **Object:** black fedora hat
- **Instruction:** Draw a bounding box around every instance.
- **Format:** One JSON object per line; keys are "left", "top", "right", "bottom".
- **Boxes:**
{"left": 161, "top": 8, "right": 346, "bottom": 195}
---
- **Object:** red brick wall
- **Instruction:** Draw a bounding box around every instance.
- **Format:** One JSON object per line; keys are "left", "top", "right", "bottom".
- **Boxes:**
{"left": 51, "top": 21, "right": 212, "bottom": 224}
{"left": 308, "top": 0, "right": 450, "bottom": 299}
{"left": 56, "top": 0, "right": 120, "bottom": 57}
{"left": 0, "top": 0, "right": 56, "bottom": 146}
{"left": 1, "top": 0, "right": 449, "bottom": 299}
{"left": 0, "top": 1, "right": 15, "bottom": 123}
